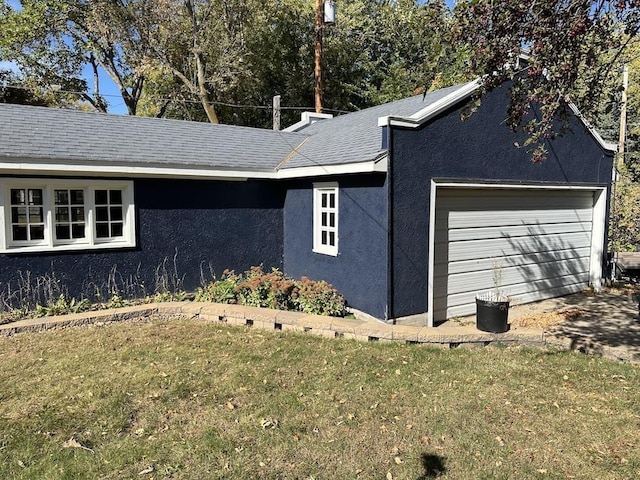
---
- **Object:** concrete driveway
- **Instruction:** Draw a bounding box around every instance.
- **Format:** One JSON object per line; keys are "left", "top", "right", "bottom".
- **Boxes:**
{"left": 509, "top": 288, "right": 640, "bottom": 363}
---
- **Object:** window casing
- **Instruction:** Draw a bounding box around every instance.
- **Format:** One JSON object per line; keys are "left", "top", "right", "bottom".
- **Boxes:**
{"left": 313, "top": 183, "right": 338, "bottom": 256}
{"left": 1, "top": 179, "right": 135, "bottom": 253}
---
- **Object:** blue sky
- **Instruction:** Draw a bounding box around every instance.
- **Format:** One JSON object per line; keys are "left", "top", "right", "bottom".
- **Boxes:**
{"left": 3, "top": 0, "right": 458, "bottom": 114}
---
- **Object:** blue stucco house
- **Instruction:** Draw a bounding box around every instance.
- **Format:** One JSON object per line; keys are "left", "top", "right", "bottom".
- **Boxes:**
{"left": 0, "top": 80, "right": 615, "bottom": 325}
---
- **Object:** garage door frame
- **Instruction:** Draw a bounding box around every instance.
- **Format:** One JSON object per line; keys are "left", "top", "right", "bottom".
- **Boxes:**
{"left": 426, "top": 180, "right": 608, "bottom": 327}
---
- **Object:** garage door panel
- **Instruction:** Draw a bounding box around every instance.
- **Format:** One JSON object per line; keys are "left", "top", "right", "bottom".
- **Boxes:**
{"left": 435, "top": 273, "right": 589, "bottom": 319}
{"left": 438, "top": 189, "right": 593, "bottom": 212}
{"left": 439, "top": 221, "right": 593, "bottom": 243}
{"left": 434, "top": 247, "right": 592, "bottom": 275}
{"left": 446, "top": 209, "right": 593, "bottom": 229}
{"left": 438, "top": 280, "right": 586, "bottom": 319}
{"left": 433, "top": 187, "right": 595, "bottom": 322}
{"left": 435, "top": 257, "right": 590, "bottom": 298}
{"left": 442, "top": 232, "right": 592, "bottom": 263}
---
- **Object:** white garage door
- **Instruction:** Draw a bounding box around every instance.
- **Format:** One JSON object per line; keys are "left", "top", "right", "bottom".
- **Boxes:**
{"left": 433, "top": 187, "right": 596, "bottom": 321}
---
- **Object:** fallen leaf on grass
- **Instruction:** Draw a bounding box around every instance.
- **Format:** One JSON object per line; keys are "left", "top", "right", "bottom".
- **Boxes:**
{"left": 138, "top": 465, "right": 154, "bottom": 475}
{"left": 62, "top": 437, "right": 94, "bottom": 453}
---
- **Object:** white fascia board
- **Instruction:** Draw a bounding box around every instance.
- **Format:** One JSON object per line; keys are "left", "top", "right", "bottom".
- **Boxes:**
{"left": 275, "top": 156, "right": 387, "bottom": 179}
{"left": 0, "top": 160, "right": 260, "bottom": 180}
{"left": 566, "top": 100, "right": 617, "bottom": 152}
{"left": 0, "top": 156, "right": 388, "bottom": 181}
{"left": 377, "top": 77, "right": 615, "bottom": 154}
{"left": 378, "top": 79, "right": 482, "bottom": 128}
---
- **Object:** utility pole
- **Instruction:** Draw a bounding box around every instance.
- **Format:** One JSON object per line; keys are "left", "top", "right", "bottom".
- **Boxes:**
{"left": 314, "top": 0, "right": 324, "bottom": 114}
{"left": 618, "top": 65, "right": 629, "bottom": 170}
{"left": 273, "top": 95, "right": 281, "bottom": 131}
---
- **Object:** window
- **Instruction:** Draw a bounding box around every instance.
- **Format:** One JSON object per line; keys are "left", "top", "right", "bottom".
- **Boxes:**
{"left": 313, "top": 183, "right": 338, "bottom": 256}
{"left": 54, "top": 189, "right": 86, "bottom": 241}
{"left": 1, "top": 179, "right": 135, "bottom": 253}
{"left": 10, "top": 188, "right": 45, "bottom": 244}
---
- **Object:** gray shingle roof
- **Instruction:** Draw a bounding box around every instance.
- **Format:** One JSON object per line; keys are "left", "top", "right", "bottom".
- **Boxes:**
{"left": 0, "top": 84, "right": 467, "bottom": 174}
{"left": 280, "top": 84, "right": 464, "bottom": 170}
{"left": 0, "top": 103, "right": 308, "bottom": 171}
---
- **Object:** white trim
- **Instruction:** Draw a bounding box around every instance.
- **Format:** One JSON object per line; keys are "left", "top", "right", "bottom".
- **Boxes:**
{"left": 566, "top": 101, "right": 617, "bottom": 152}
{"left": 0, "top": 178, "right": 136, "bottom": 253}
{"left": 283, "top": 112, "right": 334, "bottom": 132}
{"left": 0, "top": 157, "right": 387, "bottom": 180}
{"left": 276, "top": 157, "right": 387, "bottom": 178}
{"left": 378, "top": 78, "right": 616, "bottom": 153}
{"left": 590, "top": 188, "right": 607, "bottom": 290}
{"left": 426, "top": 180, "right": 438, "bottom": 327}
{"left": 432, "top": 180, "right": 606, "bottom": 192}
{"left": 379, "top": 79, "right": 482, "bottom": 128}
{"left": 426, "top": 180, "right": 608, "bottom": 326}
{"left": 313, "top": 182, "right": 339, "bottom": 256}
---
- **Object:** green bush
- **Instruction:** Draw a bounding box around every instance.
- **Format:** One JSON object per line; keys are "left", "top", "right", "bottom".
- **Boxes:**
{"left": 195, "top": 266, "right": 348, "bottom": 317}
{"left": 195, "top": 270, "right": 240, "bottom": 303}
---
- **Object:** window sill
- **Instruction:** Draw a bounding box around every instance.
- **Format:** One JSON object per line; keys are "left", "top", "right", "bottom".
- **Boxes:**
{"left": 312, "top": 247, "right": 338, "bottom": 257}
{"left": 2, "top": 240, "right": 136, "bottom": 254}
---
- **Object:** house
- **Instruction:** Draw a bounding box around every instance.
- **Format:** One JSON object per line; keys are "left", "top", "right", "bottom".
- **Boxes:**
{"left": 0, "top": 80, "right": 615, "bottom": 325}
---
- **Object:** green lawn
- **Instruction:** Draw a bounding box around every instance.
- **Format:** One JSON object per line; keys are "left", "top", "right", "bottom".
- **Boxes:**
{"left": 0, "top": 317, "right": 639, "bottom": 479}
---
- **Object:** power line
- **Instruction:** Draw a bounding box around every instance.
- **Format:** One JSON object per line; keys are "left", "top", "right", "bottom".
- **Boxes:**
{"left": 1, "top": 82, "right": 351, "bottom": 114}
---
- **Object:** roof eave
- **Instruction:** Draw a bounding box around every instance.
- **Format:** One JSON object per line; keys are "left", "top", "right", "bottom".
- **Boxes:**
{"left": 0, "top": 155, "right": 389, "bottom": 181}
{"left": 566, "top": 100, "right": 617, "bottom": 153}
{"left": 378, "top": 79, "right": 482, "bottom": 128}
{"left": 275, "top": 156, "right": 387, "bottom": 179}
{"left": 0, "top": 158, "right": 264, "bottom": 180}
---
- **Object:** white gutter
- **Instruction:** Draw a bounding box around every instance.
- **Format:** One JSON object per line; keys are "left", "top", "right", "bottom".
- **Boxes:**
{"left": 0, "top": 156, "right": 387, "bottom": 180}
{"left": 378, "top": 79, "right": 482, "bottom": 128}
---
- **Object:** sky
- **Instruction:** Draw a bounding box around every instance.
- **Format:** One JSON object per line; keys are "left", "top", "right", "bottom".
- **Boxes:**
{"left": 3, "top": 0, "right": 458, "bottom": 115}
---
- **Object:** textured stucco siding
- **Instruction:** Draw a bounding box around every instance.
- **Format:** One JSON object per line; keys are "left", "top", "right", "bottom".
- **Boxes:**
{"left": 283, "top": 175, "right": 388, "bottom": 319}
{"left": 0, "top": 178, "right": 285, "bottom": 300}
{"left": 390, "top": 83, "right": 614, "bottom": 319}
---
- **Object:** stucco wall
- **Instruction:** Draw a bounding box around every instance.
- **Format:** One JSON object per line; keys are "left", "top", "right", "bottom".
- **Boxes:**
{"left": 390, "top": 83, "right": 614, "bottom": 319}
{"left": 283, "top": 174, "right": 388, "bottom": 319}
{"left": 0, "top": 178, "right": 285, "bottom": 302}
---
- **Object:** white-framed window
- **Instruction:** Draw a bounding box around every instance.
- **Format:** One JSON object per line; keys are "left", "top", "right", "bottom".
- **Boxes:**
{"left": 0, "top": 178, "right": 135, "bottom": 253}
{"left": 313, "top": 182, "right": 338, "bottom": 256}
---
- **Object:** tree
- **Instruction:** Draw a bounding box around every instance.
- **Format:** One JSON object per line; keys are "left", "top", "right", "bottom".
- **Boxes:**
{"left": 0, "top": 69, "right": 49, "bottom": 105}
{"left": 593, "top": 39, "right": 640, "bottom": 251}
{"left": 0, "top": 0, "right": 157, "bottom": 114}
{"left": 451, "top": 0, "right": 640, "bottom": 162}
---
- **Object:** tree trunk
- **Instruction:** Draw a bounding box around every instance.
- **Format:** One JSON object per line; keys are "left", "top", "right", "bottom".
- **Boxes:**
{"left": 185, "top": 0, "right": 219, "bottom": 124}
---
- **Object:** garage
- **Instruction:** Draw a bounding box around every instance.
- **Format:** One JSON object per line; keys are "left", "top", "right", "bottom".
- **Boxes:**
{"left": 431, "top": 184, "right": 608, "bottom": 322}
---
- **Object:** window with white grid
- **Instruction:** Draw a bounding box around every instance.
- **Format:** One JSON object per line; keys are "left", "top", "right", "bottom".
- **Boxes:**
{"left": 1, "top": 179, "right": 135, "bottom": 253}
{"left": 313, "top": 183, "right": 338, "bottom": 256}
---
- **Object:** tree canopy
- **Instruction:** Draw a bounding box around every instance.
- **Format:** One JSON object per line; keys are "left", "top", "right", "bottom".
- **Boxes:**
{"left": 0, "top": 0, "right": 468, "bottom": 126}
{"left": 452, "top": 0, "right": 640, "bottom": 162}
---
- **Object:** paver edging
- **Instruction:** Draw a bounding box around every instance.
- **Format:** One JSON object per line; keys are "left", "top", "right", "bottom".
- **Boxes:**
{"left": 2, "top": 302, "right": 634, "bottom": 363}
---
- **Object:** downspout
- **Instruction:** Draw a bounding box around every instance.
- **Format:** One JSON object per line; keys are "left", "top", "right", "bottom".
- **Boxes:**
{"left": 387, "top": 125, "right": 395, "bottom": 323}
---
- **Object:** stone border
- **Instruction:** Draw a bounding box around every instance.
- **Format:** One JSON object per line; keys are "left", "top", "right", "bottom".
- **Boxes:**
{"left": 0, "top": 302, "right": 636, "bottom": 363}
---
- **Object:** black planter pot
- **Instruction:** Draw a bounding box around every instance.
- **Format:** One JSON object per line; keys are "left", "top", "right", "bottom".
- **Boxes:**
{"left": 476, "top": 298, "right": 510, "bottom": 333}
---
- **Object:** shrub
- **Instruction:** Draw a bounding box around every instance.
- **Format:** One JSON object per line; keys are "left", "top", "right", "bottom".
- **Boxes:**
{"left": 236, "top": 266, "right": 297, "bottom": 310}
{"left": 195, "top": 269, "right": 241, "bottom": 303}
{"left": 195, "top": 267, "right": 348, "bottom": 317}
{"left": 294, "top": 276, "right": 347, "bottom": 317}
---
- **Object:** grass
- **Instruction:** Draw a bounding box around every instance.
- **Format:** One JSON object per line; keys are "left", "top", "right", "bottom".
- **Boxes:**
{"left": 1, "top": 318, "right": 639, "bottom": 479}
